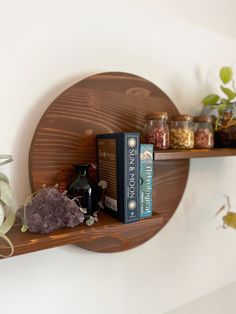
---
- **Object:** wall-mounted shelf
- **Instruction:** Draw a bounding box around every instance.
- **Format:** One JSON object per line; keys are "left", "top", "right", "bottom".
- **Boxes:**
{"left": 2, "top": 72, "right": 235, "bottom": 259}
{"left": 154, "top": 148, "right": 236, "bottom": 160}
{"left": 27, "top": 71, "right": 189, "bottom": 255}
{"left": 0, "top": 213, "right": 163, "bottom": 258}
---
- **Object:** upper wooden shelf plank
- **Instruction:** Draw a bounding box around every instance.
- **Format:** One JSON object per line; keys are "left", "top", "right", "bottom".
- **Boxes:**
{"left": 0, "top": 212, "right": 163, "bottom": 258}
{"left": 154, "top": 148, "right": 236, "bottom": 160}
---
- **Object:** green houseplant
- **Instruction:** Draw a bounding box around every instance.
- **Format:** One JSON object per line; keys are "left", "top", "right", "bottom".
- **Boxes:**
{"left": 0, "top": 154, "right": 15, "bottom": 257}
{"left": 202, "top": 66, "right": 236, "bottom": 147}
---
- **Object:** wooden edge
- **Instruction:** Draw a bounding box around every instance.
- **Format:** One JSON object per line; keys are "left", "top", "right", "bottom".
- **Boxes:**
{"left": 154, "top": 148, "right": 236, "bottom": 160}
{"left": 0, "top": 212, "right": 163, "bottom": 258}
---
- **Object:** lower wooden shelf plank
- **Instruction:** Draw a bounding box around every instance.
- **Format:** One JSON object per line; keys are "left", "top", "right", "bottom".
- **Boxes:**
{"left": 0, "top": 212, "right": 163, "bottom": 258}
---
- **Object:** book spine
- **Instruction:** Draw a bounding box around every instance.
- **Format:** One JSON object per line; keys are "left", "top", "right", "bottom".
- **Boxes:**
{"left": 140, "top": 144, "right": 153, "bottom": 218}
{"left": 97, "top": 135, "right": 118, "bottom": 220}
{"left": 123, "top": 133, "right": 140, "bottom": 223}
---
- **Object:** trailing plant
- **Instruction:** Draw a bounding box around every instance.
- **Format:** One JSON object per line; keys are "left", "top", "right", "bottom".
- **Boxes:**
{"left": 202, "top": 66, "right": 236, "bottom": 130}
{"left": 0, "top": 154, "right": 15, "bottom": 258}
{"left": 215, "top": 195, "right": 236, "bottom": 229}
{"left": 202, "top": 66, "right": 236, "bottom": 112}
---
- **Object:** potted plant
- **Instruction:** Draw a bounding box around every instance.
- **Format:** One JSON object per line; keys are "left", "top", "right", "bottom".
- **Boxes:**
{"left": 0, "top": 154, "right": 15, "bottom": 257}
{"left": 201, "top": 66, "right": 236, "bottom": 147}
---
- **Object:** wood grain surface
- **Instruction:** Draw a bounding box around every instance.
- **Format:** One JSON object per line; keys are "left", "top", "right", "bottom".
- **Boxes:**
{"left": 0, "top": 212, "right": 163, "bottom": 257}
{"left": 27, "top": 71, "right": 189, "bottom": 253}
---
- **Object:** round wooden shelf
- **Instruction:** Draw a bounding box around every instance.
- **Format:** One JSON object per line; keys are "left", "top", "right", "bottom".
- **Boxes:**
{"left": 29, "top": 72, "right": 189, "bottom": 253}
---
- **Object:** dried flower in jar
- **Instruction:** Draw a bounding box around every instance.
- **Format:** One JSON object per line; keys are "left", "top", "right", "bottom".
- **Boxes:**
{"left": 193, "top": 116, "right": 214, "bottom": 149}
{"left": 144, "top": 112, "right": 170, "bottom": 150}
{"left": 170, "top": 114, "right": 194, "bottom": 149}
{"left": 170, "top": 128, "right": 194, "bottom": 149}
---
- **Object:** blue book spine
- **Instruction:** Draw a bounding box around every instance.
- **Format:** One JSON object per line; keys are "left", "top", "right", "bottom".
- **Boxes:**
{"left": 140, "top": 144, "right": 153, "bottom": 218}
{"left": 123, "top": 133, "right": 140, "bottom": 223}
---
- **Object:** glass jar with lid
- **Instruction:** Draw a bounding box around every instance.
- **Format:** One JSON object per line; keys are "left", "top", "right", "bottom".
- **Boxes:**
{"left": 170, "top": 114, "right": 194, "bottom": 149}
{"left": 144, "top": 112, "right": 170, "bottom": 150}
{"left": 193, "top": 115, "right": 214, "bottom": 149}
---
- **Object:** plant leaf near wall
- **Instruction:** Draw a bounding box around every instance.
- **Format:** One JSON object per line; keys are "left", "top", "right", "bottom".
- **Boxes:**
{"left": 216, "top": 196, "right": 236, "bottom": 230}
{"left": 202, "top": 66, "right": 236, "bottom": 112}
{"left": 202, "top": 94, "right": 220, "bottom": 106}
{"left": 220, "top": 86, "right": 236, "bottom": 100}
{"left": 220, "top": 67, "right": 233, "bottom": 84}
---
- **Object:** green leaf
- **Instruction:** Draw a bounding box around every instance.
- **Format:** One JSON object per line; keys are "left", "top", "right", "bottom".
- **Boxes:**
{"left": 220, "top": 98, "right": 229, "bottom": 104}
{"left": 223, "top": 212, "right": 236, "bottom": 229}
{"left": 0, "top": 202, "right": 4, "bottom": 226}
{"left": 220, "top": 85, "right": 236, "bottom": 100}
{"left": 0, "top": 181, "right": 13, "bottom": 206}
{"left": 0, "top": 155, "right": 13, "bottom": 166}
{"left": 0, "top": 172, "right": 9, "bottom": 184}
{"left": 0, "top": 205, "right": 15, "bottom": 234}
{"left": 21, "top": 225, "right": 28, "bottom": 232}
{"left": 202, "top": 94, "right": 220, "bottom": 106}
{"left": 0, "top": 232, "right": 14, "bottom": 257}
{"left": 220, "top": 67, "right": 233, "bottom": 84}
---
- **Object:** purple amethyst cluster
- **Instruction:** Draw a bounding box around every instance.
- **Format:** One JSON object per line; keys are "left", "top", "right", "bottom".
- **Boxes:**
{"left": 17, "top": 186, "right": 85, "bottom": 234}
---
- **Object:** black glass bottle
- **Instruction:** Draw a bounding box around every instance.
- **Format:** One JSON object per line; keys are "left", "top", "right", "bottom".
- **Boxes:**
{"left": 67, "top": 164, "right": 99, "bottom": 216}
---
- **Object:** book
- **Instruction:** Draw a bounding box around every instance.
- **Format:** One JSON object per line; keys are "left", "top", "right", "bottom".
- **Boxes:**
{"left": 97, "top": 132, "right": 140, "bottom": 223}
{"left": 140, "top": 144, "right": 153, "bottom": 218}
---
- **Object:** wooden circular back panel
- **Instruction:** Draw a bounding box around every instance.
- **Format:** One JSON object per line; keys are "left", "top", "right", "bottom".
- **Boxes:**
{"left": 29, "top": 72, "right": 189, "bottom": 252}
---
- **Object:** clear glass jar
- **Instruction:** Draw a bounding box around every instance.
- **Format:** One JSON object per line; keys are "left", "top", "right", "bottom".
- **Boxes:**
{"left": 170, "top": 114, "right": 194, "bottom": 149}
{"left": 193, "top": 115, "right": 214, "bottom": 149}
{"left": 144, "top": 112, "right": 170, "bottom": 150}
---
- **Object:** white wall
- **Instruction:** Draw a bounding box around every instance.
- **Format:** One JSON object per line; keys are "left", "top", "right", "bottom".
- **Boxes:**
{"left": 128, "top": 0, "right": 236, "bottom": 38}
{"left": 1, "top": 1, "right": 236, "bottom": 313}
{"left": 166, "top": 281, "right": 236, "bottom": 314}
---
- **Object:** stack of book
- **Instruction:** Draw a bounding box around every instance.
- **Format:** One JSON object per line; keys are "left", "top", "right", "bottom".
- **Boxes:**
{"left": 96, "top": 132, "right": 153, "bottom": 223}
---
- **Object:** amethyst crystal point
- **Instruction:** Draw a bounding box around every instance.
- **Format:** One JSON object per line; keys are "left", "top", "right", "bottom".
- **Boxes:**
{"left": 19, "top": 187, "right": 85, "bottom": 234}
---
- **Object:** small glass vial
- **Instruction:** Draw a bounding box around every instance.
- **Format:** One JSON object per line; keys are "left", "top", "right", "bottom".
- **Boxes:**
{"left": 170, "top": 114, "right": 194, "bottom": 149}
{"left": 193, "top": 115, "right": 214, "bottom": 149}
{"left": 144, "top": 112, "right": 170, "bottom": 150}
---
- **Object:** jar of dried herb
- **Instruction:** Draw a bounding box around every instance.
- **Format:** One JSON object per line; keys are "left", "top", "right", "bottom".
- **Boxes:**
{"left": 193, "top": 115, "right": 214, "bottom": 149}
{"left": 170, "top": 114, "right": 194, "bottom": 149}
{"left": 144, "top": 112, "right": 170, "bottom": 150}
